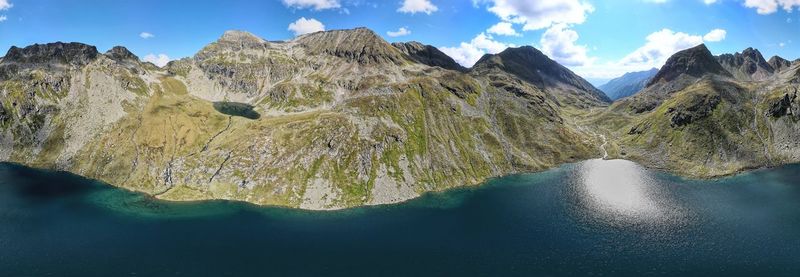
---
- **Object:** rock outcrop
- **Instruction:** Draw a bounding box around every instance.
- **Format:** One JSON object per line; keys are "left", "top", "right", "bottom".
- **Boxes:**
{"left": 717, "top": 47, "right": 774, "bottom": 81}
{"left": 768, "top": 55, "right": 792, "bottom": 73}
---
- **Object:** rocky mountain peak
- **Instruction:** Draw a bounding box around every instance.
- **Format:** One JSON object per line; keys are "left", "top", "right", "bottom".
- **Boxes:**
{"left": 105, "top": 46, "right": 139, "bottom": 62}
{"left": 392, "top": 41, "right": 466, "bottom": 71}
{"left": 717, "top": 47, "right": 774, "bottom": 80}
{"left": 768, "top": 55, "right": 792, "bottom": 73}
{"left": 2, "top": 42, "right": 99, "bottom": 66}
{"left": 219, "top": 30, "right": 266, "bottom": 44}
{"left": 294, "top": 27, "right": 407, "bottom": 65}
{"left": 648, "top": 44, "right": 731, "bottom": 86}
{"left": 472, "top": 46, "right": 610, "bottom": 104}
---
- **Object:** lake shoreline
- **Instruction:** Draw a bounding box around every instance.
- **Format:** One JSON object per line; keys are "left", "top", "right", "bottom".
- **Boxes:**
{"left": 1, "top": 156, "right": 795, "bottom": 211}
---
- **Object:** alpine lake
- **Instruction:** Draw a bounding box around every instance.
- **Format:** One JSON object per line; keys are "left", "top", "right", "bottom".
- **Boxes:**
{"left": 1, "top": 159, "right": 799, "bottom": 276}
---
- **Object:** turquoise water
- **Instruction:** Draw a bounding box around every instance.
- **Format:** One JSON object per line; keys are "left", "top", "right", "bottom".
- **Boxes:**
{"left": 1, "top": 159, "right": 799, "bottom": 276}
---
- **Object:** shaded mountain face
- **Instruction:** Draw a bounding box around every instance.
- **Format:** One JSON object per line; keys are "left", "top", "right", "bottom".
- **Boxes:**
{"left": 2, "top": 42, "right": 99, "bottom": 66}
{"left": 649, "top": 44, "right": 731, "bottom": 86}
{"left": 392, "top": 41, "right": 466, "bottom": 71}
{"left": 105, "top": 46, "right": 139, "bottom": 62}
{"left": 1, "top": 28, "right": 608, "bottom": 210}
{"left": 717, "top": 47, "right": 774, "bottom": 81}
{"left": 599, "top": 68, "right": 658, "bottom": 101}
{"left": 471, "top": 46, "right": 610, "bottom": 107}
{"left": 620, "top": 44, "right": 732, "bottom": 113}
{"left": 768, "top": 56, "right": 792, "bottom": 73}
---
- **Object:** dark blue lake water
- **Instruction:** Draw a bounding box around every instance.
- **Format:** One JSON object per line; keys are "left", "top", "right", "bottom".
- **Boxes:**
{"left": 1, "top": 159, "right": 799, "bottom": 276}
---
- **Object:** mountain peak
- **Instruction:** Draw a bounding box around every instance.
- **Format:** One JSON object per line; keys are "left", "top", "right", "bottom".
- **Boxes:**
{"left": 2, "top": 42, "right": 99, "bottom": 66}
{"left": 648, "top": 44, "right": 730, "bottom": 86}
{"left": 219, "top": 30, "right": 266, "bottom": 43}
{"left": 717, "top": 47, "right": 774, "bottom": 80}
{"left": 294, "top": 27, "right": 406, "bottom": 65}
{"left": 392, "top": 41, "right": 466, "bottom": 71}
{"left": 472, "top": 45, "right": 610, "bottom": 104}
{"left": 105, "top": 46, "right": 139, "bottom": 62}
{"left": 768, "top": 55, "right": 792, "bottom": 72}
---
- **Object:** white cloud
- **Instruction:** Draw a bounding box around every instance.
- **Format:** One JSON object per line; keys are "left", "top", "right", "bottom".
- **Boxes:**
{"left": 282, "top": 0, "right": 340, "bottom": 10}
{"left": 644, "top": 0, "right": 718, "bottom": 4}
{"left": 620, "top": 29, "right": 706, "bottom": 68}
{"left": 143, "top": 54, "right": 171, "bottom": 67}
{"left": 540, "top": 23, "right": 592, "bottom": 66}
{"left": 616, "top": 28, "right": 727, "bottom": 69}
{"left": 0, "top": 15, "right": 6, "bottom": 22}
{"left": 487, "top": 22, "right": 520, "bottom": 36}
{"left": 703, "top": 29, "right": 727, "bottom": 42}
{"left": 139, "top": 32, "right": 154, "bottom": 39}
{"left": 0, "top": 0, "right": 12, "bottom": 11}
{"left": 288, "top": 17, "right": 325, "bottom": 36}
{"left": 387, "top": 27, "right": 411, "bottom": 37}
{"left": 440, "top": 33, "right": 510, "bottom": 67}
{"left": 398, "top": 0, "right": 438, "bottom": 15}
{"left": 478, "top": 0, "right": 593, "bottom": 30}
{"left": 744, "top": 0, "right": 800, "bottom": 14}
{"left": 779, "top": 42, "right": 786, "bottom": 47}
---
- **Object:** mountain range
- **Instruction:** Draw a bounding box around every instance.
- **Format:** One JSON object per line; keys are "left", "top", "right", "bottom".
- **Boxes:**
{"left": 599, "top": 68, "right": 658, "bottom": 101}
{"left": 1, "top": 28, "right": 799, "bottom": 209}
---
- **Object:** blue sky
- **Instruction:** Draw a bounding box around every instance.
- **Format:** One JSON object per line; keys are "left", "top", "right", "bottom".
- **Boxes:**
{"left": 0, "top": 0, "right": 798, "bottom": 84}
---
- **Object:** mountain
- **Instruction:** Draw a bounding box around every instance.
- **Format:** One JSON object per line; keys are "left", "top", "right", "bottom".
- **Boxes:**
{"left": 597, "top": 44, "right": 800, "bottom": 177}
{"left": 0, "top": 28, "right": 605, "bottom": 210}
{"left": 620, "top": 44, "right": 732, "bottom": 113}
{"left": 391, "top": 41, "right": 466, "bottom": 71}
{"left": 471, "top": 46, "right": 611, "bottom": 107}
{"left": 768, "top": 55, "right": 792, "bottom": 73}
{"left": 599, "top": 68, "right": 658, "bottom": 101}
{"left": 717, "top": 47, "right": 774, "bottom": 81}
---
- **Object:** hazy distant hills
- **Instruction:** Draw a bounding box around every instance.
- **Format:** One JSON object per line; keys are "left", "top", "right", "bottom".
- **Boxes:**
{"left": 599, "top": 68, "right": 658, "bottom": 101}
{"left": 1, "top": 28, "right": 799, "bottom": 209}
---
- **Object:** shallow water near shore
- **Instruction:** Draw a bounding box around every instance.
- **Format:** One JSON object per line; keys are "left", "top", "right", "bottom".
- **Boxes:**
{"left": 1, "top": 159, "right": 799, "bottom": 276}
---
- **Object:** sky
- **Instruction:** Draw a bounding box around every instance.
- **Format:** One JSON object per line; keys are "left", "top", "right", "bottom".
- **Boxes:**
{"left": 0, "top": 0, "right": 798, "bottom": 84}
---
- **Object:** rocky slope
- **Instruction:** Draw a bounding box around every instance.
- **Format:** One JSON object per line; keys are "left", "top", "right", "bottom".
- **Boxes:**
{"left": 599, "top": 68, "right": 658, "bottom": 101}
{"left": 592, "top": 44, "right": 800, "bottom": 177}
{"left": 717, "top": 47, "right": 775, "bottom": 81}
{"left": 0, "top": 28, "right": 605, "bottom": 210}
{"left": 471, "top": 46, "right": 611, "bottom": 108}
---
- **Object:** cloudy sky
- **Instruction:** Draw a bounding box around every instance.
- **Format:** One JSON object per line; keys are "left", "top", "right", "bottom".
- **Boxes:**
{"left": 0, "top": 0, "right": 798, "bottom": 84}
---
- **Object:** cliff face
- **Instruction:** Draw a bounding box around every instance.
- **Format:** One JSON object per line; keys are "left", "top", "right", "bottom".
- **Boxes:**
{"left": 0, "top": 28, "right": 604, "bottom": 210}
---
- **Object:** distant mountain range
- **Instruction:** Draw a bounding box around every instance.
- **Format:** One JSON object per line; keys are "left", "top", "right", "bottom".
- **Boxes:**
{"left": 599, "top": 68, "right": 658, "bottom": 101}
{"left": 1, "top": 27, "right": 799, "bottom": 209}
